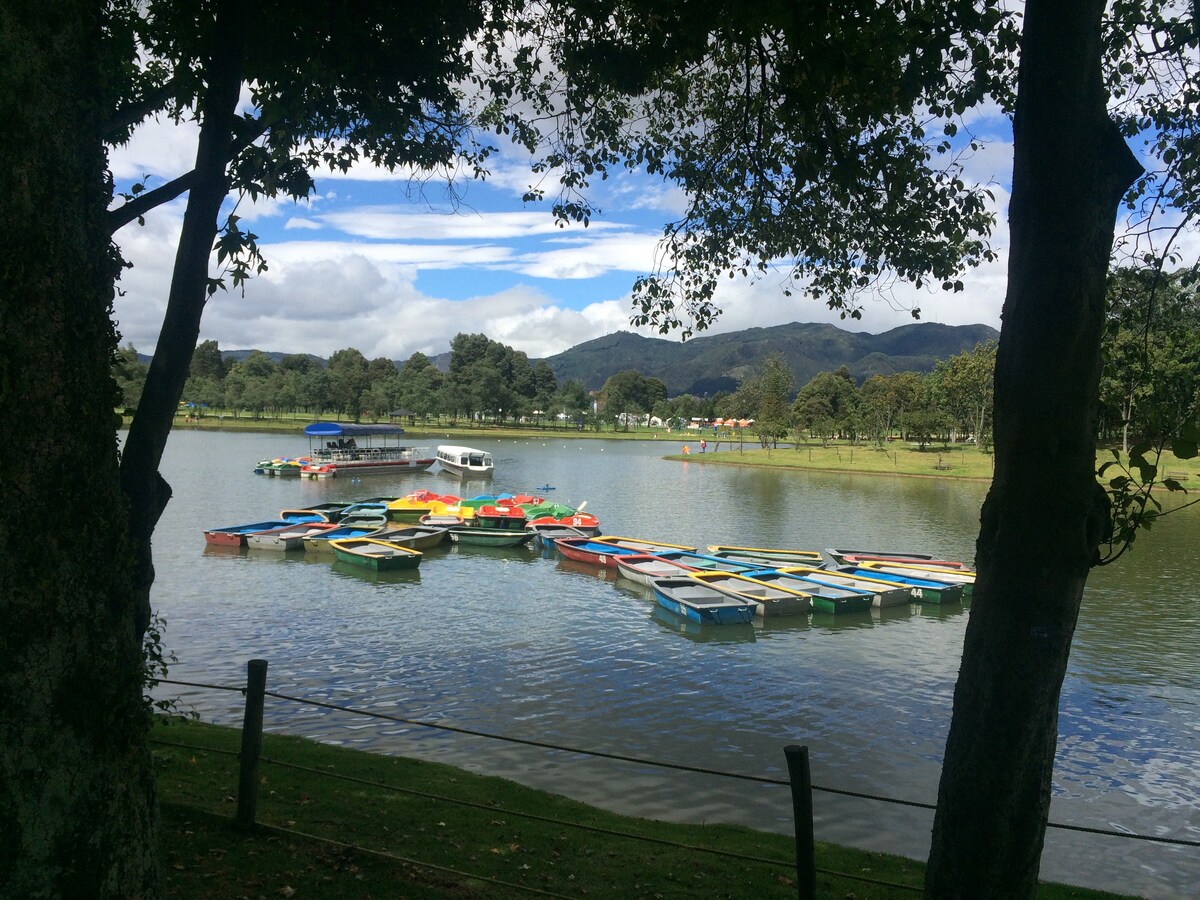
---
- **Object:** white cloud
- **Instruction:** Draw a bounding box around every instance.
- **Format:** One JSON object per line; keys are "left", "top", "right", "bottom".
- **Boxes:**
{"left": 316, "top": 207, "right": 622, "bottom": 241}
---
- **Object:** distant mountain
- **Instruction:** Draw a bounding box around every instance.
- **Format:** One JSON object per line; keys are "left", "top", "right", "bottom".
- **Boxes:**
{"left": 542, "top": 321, "right": 999, "bottom": 394}
{"left": 219, "top": 349, "right": 325, "bottom": 367}
{"left": 149, "top": 320, "right": 997, "bottom": 396}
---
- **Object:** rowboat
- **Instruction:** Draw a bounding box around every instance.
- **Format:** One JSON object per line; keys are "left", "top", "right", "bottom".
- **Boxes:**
{"left": 594, "top": 536, "right": 697, "bottom": 554}
{"left": 436, "top": 445, "right": 494, "bottom": 477}
{"left": 529, "top": 524, "right": 594, "bottom": 550}
{"left": 649, "top": 604, "right": 757, "bottom": 643}
{"left": 825, "top": 548, "right": 943, "bottom": 566}
{"left": 369, "top": 524, "right": 449, "bottom": 551}
{"left": 653, "top": 550, "right": 761, "bottom": 573}
{"left": 856, "top": 560, "right": 976, "bottom": 598}
{"left": 279, "top": 502, "right": 351, "bottom": 523}
{"left": 834, "top": 566, "right": 965, "bottom": 604}
{"left": 203, "top": 517, "right": 320, "bottom": 547}
{"left": 839, "top": 553, "right": 967, "bottom": 569}
{"left": 552, "top": 536, "right": 649, "bottom": 568}
{"left": 705, "top": 545, "right": 825, "bottom": 566}
{"left": 246, "top": 521, "right": 339, "bottom": 552}
{"left": 648, "top": 577, "right": 757, "bottom": 625}
{"left": 328, "top": 538, "right": 422, "bottom": 571}
{"left": 687, "top": 571, "right": 813, "bottom": 617}
{"left": 302, "top": 524, "right": 384, "bottom": 554}
{"left": 448, "top": 526, "right": 533, "bottom": 547}
{"left": 335, "top": 502, "right": 392, "bottom": 529}
{"left": 298, "top": 422, "right": 435, "bottom": 478}
{"left": 614, "top": 553, "right": 701, "bottom": 586}
{"left": 734, "top": 569, "right": 875, "bottom": 614}
{"left": 772, "top": 566, "right": 913, "bottom": 608}
{"left": 420, "top": 513, "right": 466, "bottom": 527}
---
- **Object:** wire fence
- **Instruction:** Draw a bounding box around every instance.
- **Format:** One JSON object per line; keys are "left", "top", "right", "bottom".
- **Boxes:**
{"left": 152, "top": 663, "right": 1200, "bottom": 898}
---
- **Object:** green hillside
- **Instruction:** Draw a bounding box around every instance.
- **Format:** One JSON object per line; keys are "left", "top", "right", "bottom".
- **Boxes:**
{"left": 544, "top": 321, "right": 999, "bottom": 393}
{"left": 201, "top": 320, "right": 999, "bottom": 396}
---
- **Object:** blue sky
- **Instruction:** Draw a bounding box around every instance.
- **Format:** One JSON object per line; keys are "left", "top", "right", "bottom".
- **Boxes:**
{"left": 108, "top": 107, "right": 1016, "bottom": 364}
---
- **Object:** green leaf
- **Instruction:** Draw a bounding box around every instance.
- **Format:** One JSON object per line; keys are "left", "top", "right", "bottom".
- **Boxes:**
{"left": 1170, "top": 439, "right": 1197, "bottom": 460}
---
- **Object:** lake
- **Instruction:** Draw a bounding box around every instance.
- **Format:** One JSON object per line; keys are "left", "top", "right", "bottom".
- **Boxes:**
{"left": 149, "top": 428, "right": 1200, "bottom": 898}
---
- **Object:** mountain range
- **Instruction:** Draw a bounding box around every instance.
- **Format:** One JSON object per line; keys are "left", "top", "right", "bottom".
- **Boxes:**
{"left": 217, "top": 320, "right": 999, "bottom": 396}
{"left": 536, "top": 321, "right": 998, "bottom": 394}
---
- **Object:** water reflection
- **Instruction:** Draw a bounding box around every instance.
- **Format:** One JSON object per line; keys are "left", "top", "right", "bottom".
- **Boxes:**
{"left": 649, "top": 604, "right": 759, "bottom": 644}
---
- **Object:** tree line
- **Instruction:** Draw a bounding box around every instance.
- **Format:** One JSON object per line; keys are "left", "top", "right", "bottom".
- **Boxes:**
{"left": 115, "top": 268, "right": 1196, "bottom": 455}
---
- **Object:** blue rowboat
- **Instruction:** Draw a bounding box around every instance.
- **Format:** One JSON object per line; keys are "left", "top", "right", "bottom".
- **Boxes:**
{"left": 648, "top": 576, "right": 757, "bottom": 625}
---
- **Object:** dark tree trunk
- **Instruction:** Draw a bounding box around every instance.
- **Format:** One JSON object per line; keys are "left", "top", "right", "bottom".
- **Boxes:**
{"left": 925, "top": 2, "right": 1142, "bottom": 896}
{"left": 0, "top": 3, "right": 159, "bottom": 895}
{"left": 119, "top": 0, "right": 244, "bottom": 638}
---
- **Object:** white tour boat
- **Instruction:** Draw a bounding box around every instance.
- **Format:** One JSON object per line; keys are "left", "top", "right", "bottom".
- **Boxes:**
{"left": 435, "top": 444, "right": 494, "bottom": 477}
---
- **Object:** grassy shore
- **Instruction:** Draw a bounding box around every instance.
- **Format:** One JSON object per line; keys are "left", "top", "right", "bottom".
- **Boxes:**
{"left": 152, "top": 718, "right": 1128, "bottom": 899}
{"left": 155, "top": 412, "right": 1200, "bottom": 487}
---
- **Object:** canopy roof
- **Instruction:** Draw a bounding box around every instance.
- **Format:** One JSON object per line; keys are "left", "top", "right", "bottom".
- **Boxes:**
{"left": 304, "top": 422, "right": 406, "bottom": 437}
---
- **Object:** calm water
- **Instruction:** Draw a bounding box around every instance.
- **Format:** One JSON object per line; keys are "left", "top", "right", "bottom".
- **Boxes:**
{"left": 149, "top": 429, "right": 1199, "bottom": 897}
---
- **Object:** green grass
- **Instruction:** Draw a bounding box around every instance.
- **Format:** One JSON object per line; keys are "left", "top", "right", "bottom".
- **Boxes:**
{"left": 153, "top": 718, "right": 1129, "bottom": 899}
{"left": 144, "top": 411, "right": 1200, "bottom": 490}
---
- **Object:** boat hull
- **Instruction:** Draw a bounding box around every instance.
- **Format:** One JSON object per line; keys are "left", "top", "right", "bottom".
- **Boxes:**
{"left": 329, "top": 538, "right": 422, "bottom": 571}
{"left": 774, "top": 566, "right": 913, "bottom": 608}
{"left": 449, "top": 527, "right": 533, "bottom": 547}
{"left": 614, "top": 554, "right": 699, "bottom": 586}
{"left": 435, "top": 445, "right": 495, "bottom": 477}
{"left": 649, "top": 577, "right": 757, "bottom": 625}
{"left": 371, "top": 525, "right": 448, "bottom": 551}
{"left": 688, "top": 572, "right": 814, "bottom": 617}
{"left": 836, "top": 566, "right": 964, "bottom": 604}
{"left": 553, "top": 537, "right": 643, "bottom": 568}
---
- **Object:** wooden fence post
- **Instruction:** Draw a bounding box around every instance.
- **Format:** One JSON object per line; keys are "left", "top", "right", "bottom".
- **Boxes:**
{"left": 237, "top": 658, "right": 268, "bottom": 827}
{"left": 784, "top": 744, "right": 816, "bottom": 900}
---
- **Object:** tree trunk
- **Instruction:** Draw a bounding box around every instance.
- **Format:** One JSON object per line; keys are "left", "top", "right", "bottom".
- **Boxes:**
{"left": 0, "top": 4, "right": 159, "bottom": 895}
{"left": 925, "top": 2, "right": 1142, "bottom": 896}
{"left": 119, "top": 0, "right": 244, "bottom": 639}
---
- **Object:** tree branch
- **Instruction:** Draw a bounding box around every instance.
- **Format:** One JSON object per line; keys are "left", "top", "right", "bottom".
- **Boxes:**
{"left": 109, "top": 170, "right": 194, "bottom": 232}
{"left": 108, "top": 115, "right": 271, "bottom": 233}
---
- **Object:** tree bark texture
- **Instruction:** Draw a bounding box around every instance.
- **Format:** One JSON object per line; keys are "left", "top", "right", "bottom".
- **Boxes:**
{"left": 0, "top": 3, "right": 160, "bottom": 896}
{"left": 119, "top": 0, "right": 244, "bottom": 639}
{"left": 925, "top": 2, "right": 1142, "bottom": 896}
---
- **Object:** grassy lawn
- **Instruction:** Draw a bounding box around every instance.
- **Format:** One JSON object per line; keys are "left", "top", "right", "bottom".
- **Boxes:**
{"left": 153, "top": 718, "right": 1129, "bottom": 899}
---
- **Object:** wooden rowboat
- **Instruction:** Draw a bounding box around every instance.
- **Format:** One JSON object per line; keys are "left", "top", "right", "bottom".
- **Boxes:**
{"left": 329, "top": 538, "right": 422, "bottom": 571}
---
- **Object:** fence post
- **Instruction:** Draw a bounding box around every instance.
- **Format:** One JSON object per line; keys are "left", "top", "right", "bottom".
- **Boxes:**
{"left": 237, "top": 658, "right": 268, "bottom": 827}
{"left": 784, "top": 744, "right": 816, "bottom": 900}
